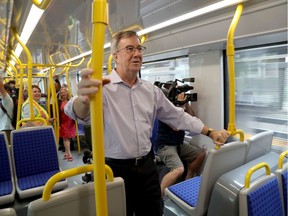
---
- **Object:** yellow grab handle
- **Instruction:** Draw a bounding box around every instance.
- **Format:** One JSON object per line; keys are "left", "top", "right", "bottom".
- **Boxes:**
{"left": 278, "top": 150, "right": 288, "bottom": 169}
{"left": 244, "top": 162, "right": 271, "bottom": 188}
{"left": 42, "top": 164, "right": 114, "bottom": 201}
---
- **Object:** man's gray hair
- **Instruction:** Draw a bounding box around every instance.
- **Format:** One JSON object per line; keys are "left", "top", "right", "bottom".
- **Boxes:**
{"left": 111, "top": 30, "right": 141, "bottom": 54}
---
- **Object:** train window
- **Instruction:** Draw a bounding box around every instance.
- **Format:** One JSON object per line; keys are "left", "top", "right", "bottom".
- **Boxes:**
{"left": 233, "top": 43, "right": 287, "bottom": 150}
{"left": 141, "top": 57, "right": 189, "bottom": 84}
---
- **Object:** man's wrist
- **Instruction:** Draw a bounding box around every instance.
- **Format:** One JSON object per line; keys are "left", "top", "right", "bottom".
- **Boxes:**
{"left": 206, "top": 128, "right": 214, "bottom": 137}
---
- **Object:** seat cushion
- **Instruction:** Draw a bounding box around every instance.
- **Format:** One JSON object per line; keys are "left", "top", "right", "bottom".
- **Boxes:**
{"left": 168, "top": 176, "right": 201, "bottom": 207}
{"left": 18, "top": 170, "right": 61, "bottom": 190}
{"left": 0, "top": 181, "right": 13, "bottom": 196}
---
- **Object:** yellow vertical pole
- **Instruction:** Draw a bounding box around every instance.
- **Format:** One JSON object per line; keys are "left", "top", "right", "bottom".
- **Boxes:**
{"left": 12, "top": 28, "right": 35, "bottom": 120}
{"left": 10, "top": 51, "right": 24, "bottom": 129}
{"left": 226, "top": 4, "right": 245, "bottom": 141}
{"left": 90, "top": 1, "right": 108, "bottom": 216}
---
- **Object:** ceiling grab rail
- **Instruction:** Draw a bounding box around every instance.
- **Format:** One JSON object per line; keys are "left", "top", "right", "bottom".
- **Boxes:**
{"left": 12, "top": 28, "right": 47, "bottom": 127}
{"left": 48, "top": 44, "right": 85, "bottom": 75}
{"left": 42, "top": 164, "right": 114, "bottom": 201}
{"left": 226, "top": 4, "right": 244, "bottom": 141}
{"left": 90, "top": 1, "right": 108, "bottom": 216}
{"left": 31, "top": 0, "right": 51, "bottom": 10}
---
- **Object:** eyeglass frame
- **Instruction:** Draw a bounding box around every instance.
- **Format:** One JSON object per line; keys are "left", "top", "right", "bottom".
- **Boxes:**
{"left": 116, "top": 45, "right": 146, "bottom": 54}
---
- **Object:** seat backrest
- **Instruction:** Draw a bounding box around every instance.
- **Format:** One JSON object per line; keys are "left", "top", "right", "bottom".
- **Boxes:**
{"left": 27, "top": 177, "right": 126, "bottom": 216}
{"left": 245, "top": 130, "right": 273, "bottom": 162}
{"left": 239, "top": 174, "right": 284, "bottom": 216}
{"left": 276, "top": 167, "right": 288, "bottom": 216}
{"left": 0, "top": 132, "right": 13, "bottom": 182}
{"left": 197, "top": 141, "right": 247, "bottom": 214}
{"left": 165, "top": 141, "right": 247, "bottom": 215}
{"left": 11, "top": 126, "right": 59, "bottom": 177}
{"left": 0, "top": 208, "right": 17, "bottom": 216}
{"left": 0, "top": 132, "right": 15, "bottom": 205}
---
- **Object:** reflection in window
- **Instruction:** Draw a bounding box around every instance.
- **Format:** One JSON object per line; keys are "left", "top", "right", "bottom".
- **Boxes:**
{"left": 234, "top": 43, "right": 287, "bottom": 149}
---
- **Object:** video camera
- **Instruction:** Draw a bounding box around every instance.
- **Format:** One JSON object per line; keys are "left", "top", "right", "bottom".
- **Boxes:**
{"left": 154, "top": 78, "right": 197, "bottom": 105}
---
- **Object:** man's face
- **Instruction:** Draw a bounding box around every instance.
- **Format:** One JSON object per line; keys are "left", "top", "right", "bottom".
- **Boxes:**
{"left": 113, "top": 36, "right": 143, "bottom": 74}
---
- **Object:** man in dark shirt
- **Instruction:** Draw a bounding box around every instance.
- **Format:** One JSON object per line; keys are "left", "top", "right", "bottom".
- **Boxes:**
{"left": 156, "top": 92, "right": 206, "bottom": 197}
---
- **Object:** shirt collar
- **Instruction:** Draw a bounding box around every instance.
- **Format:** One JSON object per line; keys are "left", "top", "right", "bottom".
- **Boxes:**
{"left": 109, "top": 69, "right": 142, "bottom": 86}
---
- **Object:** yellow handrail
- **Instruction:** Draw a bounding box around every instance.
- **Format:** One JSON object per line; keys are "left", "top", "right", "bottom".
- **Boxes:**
{"left": 31, "top": 0, "right": 51, "bottom": 10}
{"left": 42, "top": 164, "right": 114, "bottom": 201}
{"left": 226, "top": 4, "right": 245, "bottom": 141}
{"left": 278, "top": 150, "right": 288, "bottom": 169}
{"left": 244, "top": 162, "right": 271, "bottom": 188}
{"left": 90, "top": 0, "right": 108, "bottom": 216}
{"left": 10, "top": 51, "right": 24, "bottom": 129}
{"left": 12, "top": 28, "right": 35, "bottom": 120}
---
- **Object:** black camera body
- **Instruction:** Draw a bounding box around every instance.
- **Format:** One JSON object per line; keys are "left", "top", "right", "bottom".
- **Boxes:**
{"left": 154, "top": 78, "right": 197, "bottom": 105}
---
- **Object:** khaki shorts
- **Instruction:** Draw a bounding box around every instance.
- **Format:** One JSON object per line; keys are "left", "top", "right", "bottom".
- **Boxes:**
{"left": 157, "top": 143, "right": 204, "bottom": 171}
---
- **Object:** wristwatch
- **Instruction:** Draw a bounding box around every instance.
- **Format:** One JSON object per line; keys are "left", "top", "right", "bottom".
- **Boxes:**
{"left": 206, "top": 128, "right": 213, "bottom": 137}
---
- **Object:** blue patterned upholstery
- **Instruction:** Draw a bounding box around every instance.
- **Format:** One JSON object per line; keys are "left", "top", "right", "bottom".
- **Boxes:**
{"left": 247, "top": 177, "right": 283, "bottom": 216}
{"left": 168, "top": 176, "right": 201, "bottom": 207}
{"left": 0, "top": 132, "right": 15, "bottom": 204}
{"left": 11, "top": 126, "right": 67, "bottom": 199}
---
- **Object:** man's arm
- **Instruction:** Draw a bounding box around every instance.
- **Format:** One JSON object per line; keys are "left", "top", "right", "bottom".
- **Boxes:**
{"left": 66, "top": 68, "right": 110, "bottom": 120}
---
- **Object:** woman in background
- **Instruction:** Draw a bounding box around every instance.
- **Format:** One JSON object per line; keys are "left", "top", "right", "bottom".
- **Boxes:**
{"left": 21, "top": 85, "right": 53, "bottom": 127}
{"left": 59, "top": 87, "right": 76, "bottom": 162}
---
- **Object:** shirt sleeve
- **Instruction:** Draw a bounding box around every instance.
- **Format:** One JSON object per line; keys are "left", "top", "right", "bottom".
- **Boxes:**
{"left": 154, "top": 86, "right": 204, "bottom": 135}
{"left": 64, "top": 96, "right": 91, "bottom": 125}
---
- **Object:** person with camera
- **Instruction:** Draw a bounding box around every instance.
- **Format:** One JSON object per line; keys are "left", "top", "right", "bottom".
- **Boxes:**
{"left": 0, "top": 78, "right": 14, "bottom": 144}
{"left": 64, "top": 30, "right": 230, "bottom": 216}
{"left": 156, "top": 92, "right": 206, "bottom": 197}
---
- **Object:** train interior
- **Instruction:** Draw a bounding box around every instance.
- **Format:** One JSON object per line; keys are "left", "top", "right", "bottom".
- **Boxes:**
{"left": 0, "top": 0, "right": 287, "bottom": 215}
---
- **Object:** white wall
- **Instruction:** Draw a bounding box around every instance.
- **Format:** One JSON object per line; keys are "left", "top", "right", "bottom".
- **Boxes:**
{"left": 188, "top": 51, "right": 224, "bottom": 149}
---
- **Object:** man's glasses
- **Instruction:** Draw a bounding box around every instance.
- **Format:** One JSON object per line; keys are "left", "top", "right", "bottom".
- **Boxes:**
{"left": 116, "top": 45, "right": 146, "bottom": 54}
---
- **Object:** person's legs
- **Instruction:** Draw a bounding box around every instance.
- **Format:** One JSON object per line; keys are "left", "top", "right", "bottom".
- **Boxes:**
{"left": 106, "top": 155, "right": 162, "bottom": 216}
{"left": 158, "top": 146, "right": 184, "bottom": 197}
{"left": 63, "top": 138, "right": 72, "bottom": 161}
{"left": 179, "top": 144, "right": 206, "bottom": 179}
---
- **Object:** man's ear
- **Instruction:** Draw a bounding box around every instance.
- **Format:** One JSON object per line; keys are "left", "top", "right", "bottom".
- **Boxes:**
{"left": 113, "top": 52, "right": 118, "bottom": 62}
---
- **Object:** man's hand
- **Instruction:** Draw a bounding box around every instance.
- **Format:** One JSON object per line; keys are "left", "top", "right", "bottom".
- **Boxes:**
{"left": 77, "top": 68, "right": 111, "bottom": 105}
{"left": 209, "top": 129, "right": 230, "bottom": 146}
{"left": 176, "top": 92, "right": 187, "bottom": 103}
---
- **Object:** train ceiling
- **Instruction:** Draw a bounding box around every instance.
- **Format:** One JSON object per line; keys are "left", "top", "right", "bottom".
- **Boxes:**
{"left": 0, "top": 0, "right": 254, "bottom": 76}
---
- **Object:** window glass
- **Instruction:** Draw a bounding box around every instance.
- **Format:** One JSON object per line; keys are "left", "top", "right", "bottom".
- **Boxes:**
{"left": 234, "top": 43, "right": 287, "bottom": 149}
{"left": 141, "top": 57, "right": 190, "bottom": 84}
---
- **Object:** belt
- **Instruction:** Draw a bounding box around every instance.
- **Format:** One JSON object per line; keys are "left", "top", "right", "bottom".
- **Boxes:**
{"left": 105, "top": 153, "right": 150, "bottom": 166}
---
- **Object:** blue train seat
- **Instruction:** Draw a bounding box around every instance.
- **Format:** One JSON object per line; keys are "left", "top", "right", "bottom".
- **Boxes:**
{"left": 0, "top": 208, "right": 17, "bottom": 216}
{"left": 0, "top": 132, "right": 15, "bottom": 205}
{"left": 164, "top": 141, "right": 247, "bottom": 216}
{"left": 27, "top": 177, "right": 126, "bottom": 216}
{"left": 208, "top": 149, "right": 284, "bottom": 216}
{"left": 239, "top": 163, "right": 284, "bottom": 216}
{"left": 245, "top": 130, "right": 273, "bottom": 163}
{"left": 276, "top": 151, "right": 288, "bottom": 216}
{"left": 11, "top": 126, "right": 68, "bottom": 199}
